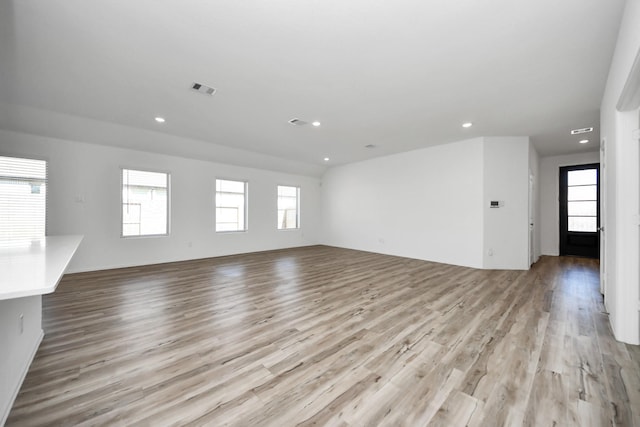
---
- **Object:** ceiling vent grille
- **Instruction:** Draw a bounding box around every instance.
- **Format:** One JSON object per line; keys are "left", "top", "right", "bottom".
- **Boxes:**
{"left": 191, "top": 82, "right": 216, "bottom": 96}
{"left": 570, "top": 127, "right": 593, "bottom": 135}
{"left": 288, "top": 118, "right": 308, "bottom": 126}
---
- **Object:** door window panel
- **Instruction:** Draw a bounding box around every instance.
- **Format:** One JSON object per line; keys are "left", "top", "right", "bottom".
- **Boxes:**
{"left": 567, "top": 169, "right": 597, "bottom": 232}
{"left": 568, "top": 217, "right": 597, "bottom": 232}
{"left": 567, "top": 201, "right": 597, "bottom": 216}
{"left": 568, "top": 185, "right": 597, "bottom": 201}
{"left": 567, "top": 169, "right": 597, "bottom": 186}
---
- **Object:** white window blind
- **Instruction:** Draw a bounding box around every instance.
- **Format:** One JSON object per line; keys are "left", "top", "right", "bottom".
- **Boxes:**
{"left": 122, "top": 169, "right": 169, "bottom": 237}
{"left": 0, "top": 156, "right": 47, "bottom": 241}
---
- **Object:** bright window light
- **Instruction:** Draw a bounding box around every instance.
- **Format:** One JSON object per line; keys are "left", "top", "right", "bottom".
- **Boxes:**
{"left": 216, "top": 179, "right": 247, "bottom": 232}
{"left": 277, "top": 185, "right": 300, "bottom": 230}
{"left": 122, "top": 169, "right": 169, "bottom": 237}
{"left": 0, "top": 156, "right": 47, "bottom": 241}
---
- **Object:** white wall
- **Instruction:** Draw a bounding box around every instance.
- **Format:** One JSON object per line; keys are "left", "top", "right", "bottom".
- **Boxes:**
{"left": 600, "top": 0, "right": 640, "bottom": 345}
{"left": 0, "top": 296, "right": 42, "bottom": 425}
{"left": 321, "top": 138, "right": 485, "bottom": 268}
{"left": 483, "top": 137, "right": 530, "bottom": 270}
{"left": 539, "top": 151, "right": 600, "bottom": 256}
{"left": 0, "top": 129, "right": 322, "bottom": 273}
{"left": 321, "top": 137, "right": 532, "bottom": 270}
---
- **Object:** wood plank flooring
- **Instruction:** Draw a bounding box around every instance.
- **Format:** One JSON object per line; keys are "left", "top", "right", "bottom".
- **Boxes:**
{"left": 7, "top": 245, "right": 640, "bottom": 426}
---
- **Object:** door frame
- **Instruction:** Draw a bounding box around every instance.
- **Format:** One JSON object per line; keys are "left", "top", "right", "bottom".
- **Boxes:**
{"left": 559, "top": 163, "right": 600, "bottom": 258}
{"left": 529, "top": 173, "right": 535, "bottom": 266}
{"left": 600, "top": 140, "right": 606, "bottom": 295}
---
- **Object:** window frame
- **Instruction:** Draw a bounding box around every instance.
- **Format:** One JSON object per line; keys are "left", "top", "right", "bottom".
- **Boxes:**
{"left": 120, "top": 167, "right": 171, "bottom": 238}
{"left": 215, "top": 178, "right": 248, "bottom": 233}
{"left": 565, "top": 168, "right": 598, "bottom": 233}
{"left": 277, "top": 184, "right": 300, "bottom": 230}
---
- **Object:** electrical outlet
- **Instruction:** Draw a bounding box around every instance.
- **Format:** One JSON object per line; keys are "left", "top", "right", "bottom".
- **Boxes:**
{"left": 488, "top": 248, "right": 494, "bottom": 256}
{"left": 19, "top": 314, "right": 24, "bottom": 334}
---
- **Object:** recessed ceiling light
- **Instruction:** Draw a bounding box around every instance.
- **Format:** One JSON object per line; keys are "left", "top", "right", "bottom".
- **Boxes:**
{"left": 155, "top": 117, "right": 165, "bottom": 123}
{"left": 312, "top": 121, "right": 321, "bottom": 127}
{"left": 579, "top": 139, "right": 589, "bottom": 144}
{"left": 323, "top": 157, "right": 330, "bottom": 162}
{"left": 462, "top": 122, "right": 473, "bottom": 128}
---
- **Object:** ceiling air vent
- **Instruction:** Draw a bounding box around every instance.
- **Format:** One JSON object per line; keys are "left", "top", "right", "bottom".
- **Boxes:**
{"left": 191, "top": 82, "right": 216, "bottom": 96}
{"left": 288, "top": 118, "right": 308, "bottom": 126}
{"left": 570, "top": 127, "right": 593, "bottom": 135}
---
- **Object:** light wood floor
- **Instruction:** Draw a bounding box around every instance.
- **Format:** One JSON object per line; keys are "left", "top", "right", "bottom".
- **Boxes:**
{"left": 7, "top": 246, "right": 640, "bottom": 426}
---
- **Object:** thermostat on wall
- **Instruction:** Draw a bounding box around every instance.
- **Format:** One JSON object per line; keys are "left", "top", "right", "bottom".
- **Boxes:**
{"left": 490, "top": 201, "right": 504, "bottom": 208}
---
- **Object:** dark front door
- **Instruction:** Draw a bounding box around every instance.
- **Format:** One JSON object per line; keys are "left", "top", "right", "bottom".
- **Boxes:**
{"left": 559, "top": 163, "right": 600, "bottom": 258}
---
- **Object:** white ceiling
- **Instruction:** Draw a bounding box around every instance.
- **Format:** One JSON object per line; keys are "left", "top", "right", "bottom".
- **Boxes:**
{"left": 0, "top": 0, "right": 626, "bottom": 174}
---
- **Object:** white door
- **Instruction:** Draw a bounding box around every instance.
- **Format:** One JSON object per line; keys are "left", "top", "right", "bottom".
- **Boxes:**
{"left": 529, "top": 173, "right": 535, "bottom": 266}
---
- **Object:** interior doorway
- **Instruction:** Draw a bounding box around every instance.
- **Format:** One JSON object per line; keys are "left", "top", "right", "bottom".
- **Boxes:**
{"left": 600, "top": 140, "right": 606, "bottom": 295}
{"left": 529, "top": 173, "right": 535, "bottom": 266}
{"left": 559, "top": 163, "right": 600, "bottom": 258}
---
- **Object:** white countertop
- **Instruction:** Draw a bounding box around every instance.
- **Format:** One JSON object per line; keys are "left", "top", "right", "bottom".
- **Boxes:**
{"left": 0, "top": 235, "right": 83, "bottom": 300}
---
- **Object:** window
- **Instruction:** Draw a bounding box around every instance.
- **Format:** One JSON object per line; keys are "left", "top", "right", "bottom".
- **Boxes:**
{"left": 0, "top": 156, "right": 47, "bottom": 241}
{"left": 121, "top": 169, "right": 169, "bottom": 237}
{"left": 216, "top": 179, "right": 247, "bottom": 232}
{"left": 567, "top": 168, "right": 598, "bottom": 232}
{"left": 277, "top": 185, "right": 299, "bottom": 229}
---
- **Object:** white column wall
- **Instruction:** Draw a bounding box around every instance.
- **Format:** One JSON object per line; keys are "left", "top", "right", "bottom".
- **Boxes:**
{"left": 482, "top": 137, "right": 530, "bottom": 270}
{"left": 600, "top": 0, "right": 640, "bottom": 344}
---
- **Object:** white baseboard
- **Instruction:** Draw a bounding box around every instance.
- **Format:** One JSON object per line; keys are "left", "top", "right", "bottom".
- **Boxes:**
{"left": 0, "top": 329, "right": 43, "bottom": 427}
